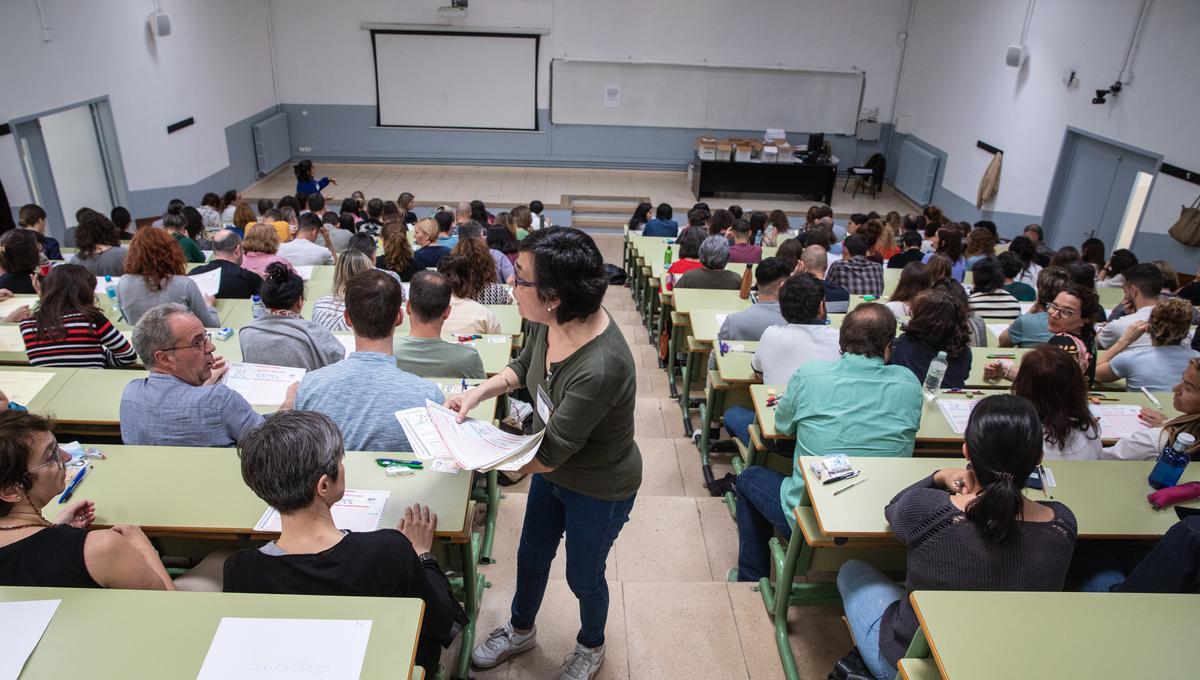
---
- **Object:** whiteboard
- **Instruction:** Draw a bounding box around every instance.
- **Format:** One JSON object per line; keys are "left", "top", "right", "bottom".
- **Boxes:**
{"left": 551, "top": 59, "right": 863, "bottom": 134}
{"left": 373, "top": 32, "right": 538, "bottom": 130}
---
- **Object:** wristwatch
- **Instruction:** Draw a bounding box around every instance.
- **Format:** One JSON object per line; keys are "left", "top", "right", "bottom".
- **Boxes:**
{"left": 417, "top": 551, "right": 438, "bottom": 565}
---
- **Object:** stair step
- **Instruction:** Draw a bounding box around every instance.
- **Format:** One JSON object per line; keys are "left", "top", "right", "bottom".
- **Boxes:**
{"left": 571, "top": 216, "right": 627, "bottom": 228}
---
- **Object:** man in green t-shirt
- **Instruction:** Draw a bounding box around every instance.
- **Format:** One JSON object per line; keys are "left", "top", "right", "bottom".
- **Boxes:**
{"left": 393, "top": 271, "right": 485, "bottom": 379}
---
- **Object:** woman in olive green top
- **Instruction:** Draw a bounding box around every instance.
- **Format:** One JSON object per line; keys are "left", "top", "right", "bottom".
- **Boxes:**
{"left": 448, "top": 227, "right": 640, "bottom": 679}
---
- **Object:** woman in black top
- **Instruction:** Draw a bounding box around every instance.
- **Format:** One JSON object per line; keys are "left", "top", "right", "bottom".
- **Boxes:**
{"left": 627, "top": 202, "right": 652, "bottom": 232}
{"left": 0, "top": 410, "right": 176, "bottom": 589}
{"left": 222, "top": 411, "right": 462, "bottom": 675}
{"left": 0, "top": 229, "right": 41, "bottom": 294}
{"left": 836, "top": 395, "right": 1077, "bottom": 680}
{"left": 888, "top": 290, "right": 972, "bottom": 389}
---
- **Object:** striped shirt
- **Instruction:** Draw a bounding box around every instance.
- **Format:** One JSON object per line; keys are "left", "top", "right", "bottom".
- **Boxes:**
{"left": 20, "top": 312, "right": 137, "bottom": 368}
{"left": 311, "top": 295, "right": 349, "bottom": 332}
{"left": 967, "top": 289, "right": 1022, "bottom": 320}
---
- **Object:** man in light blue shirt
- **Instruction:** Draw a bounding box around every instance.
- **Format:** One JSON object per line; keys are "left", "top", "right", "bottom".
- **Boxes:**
{"left": 295, "top": 270, "right": 445, "bottom": 451}
{"left": 732, "top": 303, "right": 922, "bottom": 582}
{"left": 120, "top": 303, "right": 271, "bottom": 446}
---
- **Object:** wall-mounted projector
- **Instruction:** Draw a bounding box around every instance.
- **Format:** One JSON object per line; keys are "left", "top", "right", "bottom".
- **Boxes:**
{"left": 437, "top": 0, "right": 468, "bottom": 18}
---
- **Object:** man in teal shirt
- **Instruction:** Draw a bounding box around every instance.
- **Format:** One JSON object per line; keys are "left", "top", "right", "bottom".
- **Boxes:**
{"left": 733, "top": 303, "right": 922, "bottom": 582}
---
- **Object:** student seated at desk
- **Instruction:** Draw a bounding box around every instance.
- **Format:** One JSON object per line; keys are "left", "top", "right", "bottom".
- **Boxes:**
{"left": 662, "top": 226, "right": 706, "bottom": 290}
{"left": 378, "top": 221, "right": 423, "bottom": 282}
{"left": 1103, "top": 358, "right": 1200, "bottom": 460}
{"left": 888, "top": 290, "right": 971, "bottom": 389}
{"left": 826, "top": 234, "right": 884, "bottom": 297}
{"left": 295, "top": 271, "right": 445, "bottom": 451}
{"left": 886, "top": 230, "right": 925, "bottom": 270}
{"left": 312, "top": 251, "right": 374, "bottom": 332}
{"left": 69, "top": 212, "right": 128, "bottom": 277}
{"left": 240, "top": 222, "right": 295, "bottom": 279}
{"left": 224, "top": 411, "right": 463, "bottom": 675}
{"left": 20, "top": 264, "right": 136, "bottom": 368}
{"left": 1084, "top": 514, "right": 1200, "bottom": 593}
{"left": 726, "top": 219, "right": 762, "bottom": 264}
{"left": 674, "top": 236, "right": 742, "bottom": 291}
{"left": 837, "top": 395, "right": 1078, "bottom": 680}
{"left": 162, "top": 206, "right": 205, "bottom": 263}
{"left": 967, "top": 258, "right": 1021, "bottom": 320}
{"left": 277, "top": 212, "right": 335, "bottom": 266}
{"left": 121, "top": 304, "right": 278, "bottom": 446}
{"left": 1010, "top": 345, "right": 1102, "bottom": 459}
{"left": 884, "top": 261, "right": 930, "bottom": 319}
{"left": 187, "top": 230, "right": 263, "bottom": 300}
{"left": 998, "top": 266, "right": 1072, "bottom": 347}
{"left": 0, "top": 410, "right": 176, "bottom": 590}
{"left": 997, "top": 251, "right": 1037, "bottom": 302}
{"left": 921, "top": 227, "right": 967, "bottom": 282}
{"left": 1096, "top": 298, "right": 1199, "bottom": 391}
{"left": 641, "top": 203, "right": 678, "bottom": 238}
{"left": 394, "top": 271, "right": 485, "bottom": 379}
{"left": 717, "top": 257, "right": 791, "bottom": 342}
{"left": 793, "top": 244, "right": 850, "bottom": 313}
{"left": 239, "top": 263, "right": 344, "bottom": 370}
{"left": 437, "top": 254, "right": 503, "bottom": 336}
{"left": 989, "top": 283, "right": 1102, "bottom": 385}
{"left": 733, "top": 304, "right": 922, "bottom": 583}
{"left": 0, "top": 229, "right": 40, "bottom": 295}
{"left": 458, "top": 221, "right": 515, "bottom": 288}
{"left": 117, "top": 227, "right": 220, "bottom": 327}
{"left": 16, "top": 204, "right": 62, "bottom": 262}
{"left": 1098, "top": 263, "right": 1163, "bottom": 350}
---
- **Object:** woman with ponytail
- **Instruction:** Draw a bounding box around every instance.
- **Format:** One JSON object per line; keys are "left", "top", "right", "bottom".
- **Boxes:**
{"left": 238, "top": 263, "right": 345, "bottom": 370}
{"left": 836, "top": 394, "right": 1077, "bottom": 680}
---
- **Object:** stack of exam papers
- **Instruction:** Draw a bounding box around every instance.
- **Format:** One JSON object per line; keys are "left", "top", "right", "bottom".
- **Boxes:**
{"left": 396, "top": 400, "right": 543, "bottom": 472}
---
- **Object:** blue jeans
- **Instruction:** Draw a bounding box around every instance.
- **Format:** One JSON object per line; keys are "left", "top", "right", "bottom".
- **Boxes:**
{"left": 724, "top": 405, "right": 756, "bottom": 446}
{"left": 734, "top": 466, "right": 792, "bottom": 582}
{"left": 837, "top": 559, "right": 905, "bottom": 680}
{"left": 510, "top": 474, "right": 635, "bottom": 648}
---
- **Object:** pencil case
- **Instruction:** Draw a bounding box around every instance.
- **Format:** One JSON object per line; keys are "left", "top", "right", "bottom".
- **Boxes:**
{"left": 1147, "top": 481, "right": 1200, "bottom": 510}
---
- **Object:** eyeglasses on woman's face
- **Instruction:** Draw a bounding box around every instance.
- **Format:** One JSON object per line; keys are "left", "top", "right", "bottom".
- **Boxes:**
{"left": 1046, "top": 302, "right": 1077, "bottom": 318}
{"left": 27, "top": 440, "right": 66, "bottom": 475}
{"left": 512, "top": 274, "right": 537, "bottom": 288}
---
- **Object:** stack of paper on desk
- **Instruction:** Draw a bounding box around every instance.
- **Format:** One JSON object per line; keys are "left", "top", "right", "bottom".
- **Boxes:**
{"left": 221, "top": 362, "right": 305, "bottom": 406}
{"left": 396, "top": 400, "right": 543, "bottom": 472}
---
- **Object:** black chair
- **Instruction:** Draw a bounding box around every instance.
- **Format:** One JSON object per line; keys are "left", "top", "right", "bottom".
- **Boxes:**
{"left": 843, "top": 153, "right": 886, "bottom": 199}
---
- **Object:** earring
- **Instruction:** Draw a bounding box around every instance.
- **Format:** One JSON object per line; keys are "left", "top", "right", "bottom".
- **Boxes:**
{"left": 546, "top": 306, "right": 553, "bottom": 312}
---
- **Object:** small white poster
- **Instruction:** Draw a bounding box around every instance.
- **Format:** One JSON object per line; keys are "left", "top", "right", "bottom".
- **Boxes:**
{"left": 604, "top": 84, "right": 620, "bottom": 108}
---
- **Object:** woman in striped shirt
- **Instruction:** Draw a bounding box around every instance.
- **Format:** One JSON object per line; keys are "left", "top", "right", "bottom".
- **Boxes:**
{"left": 967, "top": 258, "right": 1022, "bottom": 320}
{"left": 20, "top": 264, "right": 136, "bottom": 368}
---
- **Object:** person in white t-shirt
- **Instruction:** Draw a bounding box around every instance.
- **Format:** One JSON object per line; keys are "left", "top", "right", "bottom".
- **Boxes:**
{"left": 1103, "top": 357, "right": 1200, "bottom": 460}
{"left": 277, "top": 213, "right": 335, "bottom": 266}
{"left": 1097, "top": 263, "right": 1162, "bottom": 350}
{"left": 1011, "top": 344, "right": 1102, "bottom": 460}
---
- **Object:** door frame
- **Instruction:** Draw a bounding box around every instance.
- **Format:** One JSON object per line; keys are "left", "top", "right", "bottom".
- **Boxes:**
{"left": 9, "top": 96, "right": 130, "bottom": 241}
{"left": 1041, "top": 126, "right": 1162, "bottom": 247}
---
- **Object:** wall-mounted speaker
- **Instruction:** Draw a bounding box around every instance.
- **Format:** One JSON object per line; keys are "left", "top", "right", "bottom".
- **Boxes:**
{"left": 149, "top": 12, "right": 171, "bottom": 37}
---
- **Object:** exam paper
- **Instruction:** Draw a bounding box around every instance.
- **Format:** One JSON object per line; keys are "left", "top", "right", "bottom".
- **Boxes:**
{"left": 396, "top": 407, "right": 454, "bottom": 461}
{"left": 425, "top": 399, "right": 544, "bottom": 471}
{"left": 293, "top": 265, "right": 314, "bottom": 281}
{"left": 0, "top": 599, "right": 61, "bottom": 680}
{"left": 222, "top": 362, "right": 306, "bottom": 406}
{"left": 187, "top": 268, "right": 222, "bottom": 298}
{"left": 255, "top": 489, "right": 389, "bottom": 533}
{"left": 1089, "top": 404, "right": 1148, "bottom": 440}
{"left": 0, "top": 325, "right": 25, "bottom": 352}
{"left": 196, "top": 617, "right": 373, "bottom": 680}
{"left": 334, "top": 334, "right": 356, "bottom": 358}
{"left": 0, "top": 297, "right": 31, "bottom": 319}
{"left": 714, "top": 313, "right": 728, "bottom": 330}
{"left": 986, "top": 324, "right": 1009, "bottom": 339}
{"left": 0, "top": 370, "right": 55, "bottom": 405}
{"left": 936, "top": 398, "right": 979, "bottom": 435}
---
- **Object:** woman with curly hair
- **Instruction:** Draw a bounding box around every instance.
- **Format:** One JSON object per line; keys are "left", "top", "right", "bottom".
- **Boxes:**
{"left": 988, "top": 283, "right": 1103, "bottom": 386}
{"left": 1095, "top": 297, "right": 1199, "bottom": 391}
{"left": 239, "top": 263, "right": 344, "bottom": 370}
{"left": 240, "top": 222, "right": 294, "bottom": 278}
{"left": 69, "top": 212, "right": 128, "bottom": 277}
{"left": 19, "top": 264, "right": 136, "bottom": 368}
{"left": 438, "top": 254, "right": 503, "bottom": 335}
{"left": 447, "top": 236, "right": 511, "bottom": 305}
{"left": 964, "top": 228, "right": 996, "bottom": 267}
{"left": 888, "top": 290, "right": 972, "bottom": 389}
{"left": 117, "top": 227, "right": 219, "bottom": 326}
{"left": 1011, "top": 345, "right": 1101, "bottom": 459}
{"left": 378, "top": 221, "right": 421, "bottom": 281}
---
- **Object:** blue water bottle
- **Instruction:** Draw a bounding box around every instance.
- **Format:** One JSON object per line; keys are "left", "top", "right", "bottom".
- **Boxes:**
{"left": 1148, "top": 433, "right": 1196, "bottom": 490}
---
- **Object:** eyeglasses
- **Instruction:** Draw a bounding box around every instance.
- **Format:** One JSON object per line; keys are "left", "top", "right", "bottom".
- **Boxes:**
{"left": 28, "top": 444, "right": 66, "bottom": 474}
{"left": 163, "top": 333, "right": 213, "bottom": 353}
{"left": 512, "top": 274, "right": 537, "bottom": 288}
{"left": 1046, "top": 302, "right": 1077, "bottom": 318}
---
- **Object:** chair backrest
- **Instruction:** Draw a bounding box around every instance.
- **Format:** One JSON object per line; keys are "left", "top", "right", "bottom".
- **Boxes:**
{"left": 865, "top": 153, "right": 886, "bottom": 173}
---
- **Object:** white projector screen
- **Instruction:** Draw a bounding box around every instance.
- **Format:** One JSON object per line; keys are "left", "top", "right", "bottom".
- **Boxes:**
{"left": 372, "top": 31, "right": 538, "bottom": 130}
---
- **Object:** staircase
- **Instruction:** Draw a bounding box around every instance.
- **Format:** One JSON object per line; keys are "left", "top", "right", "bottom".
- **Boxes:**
{"left": 567, "top": 196, "right": 648, "bottom": 237}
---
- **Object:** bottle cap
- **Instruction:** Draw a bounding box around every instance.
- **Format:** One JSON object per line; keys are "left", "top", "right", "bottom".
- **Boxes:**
{"left": 1177, "top": 433, "right": 1196, "bottom": 448}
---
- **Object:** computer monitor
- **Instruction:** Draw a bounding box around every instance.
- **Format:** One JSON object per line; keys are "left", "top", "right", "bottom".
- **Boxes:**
{"left": 806, "top": 132, "right": 825, "bottom": 155}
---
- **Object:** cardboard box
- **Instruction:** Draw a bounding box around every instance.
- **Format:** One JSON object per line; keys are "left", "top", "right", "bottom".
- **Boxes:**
{"left": 776, "top": 142, "right": 795, "bottom": 162}
{"left": 696, "top": 136, "right": 717, "bottom": 161}
{"left": 715, "top": 140, "right": 734, "bottom": 161}
{"left": 761, "top": 145, "right": 779, "bottom": 163}
{"left": 733, "top": 139, "right": 752, "bottom": 162}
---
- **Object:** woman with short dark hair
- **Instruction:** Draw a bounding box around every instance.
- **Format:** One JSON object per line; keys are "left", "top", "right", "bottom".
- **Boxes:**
{"left": 921, "top": 227, "right": 966, "bottom": 281}
{"left": 450, "top": 227, "right": 640, "bottom": 678}
{"left": 888, "top": 290, "right": 972, "bottom": 389}
{"left": 238, "top": 263, "right": 343, "bottom": 370}
{"left": 967, "top": 258, "right": 1021, "bottom": 319}
{"left": 0, "top": 229, "right": 43, "bottom": 294}
{"left": 837, "top": 394, "right": 1077, "bottom": 680}
{"left": 70, "top": 213, "right": 128, "bottom": 277}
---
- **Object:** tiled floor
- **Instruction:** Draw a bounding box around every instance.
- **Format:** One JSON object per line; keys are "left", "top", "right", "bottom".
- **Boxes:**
{"left": 447, "top": 283, "right": 851, "bottom": 679}
{"left": 244, "top": 162, "right": 913, "bottom": 216}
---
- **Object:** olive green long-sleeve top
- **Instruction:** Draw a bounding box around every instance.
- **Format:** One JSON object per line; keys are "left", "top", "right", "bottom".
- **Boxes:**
{"left": 508, "top": 316, "right": 642, "bottom": 500}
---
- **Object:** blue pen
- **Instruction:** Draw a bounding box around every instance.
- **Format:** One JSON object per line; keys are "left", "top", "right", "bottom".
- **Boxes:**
{"left": 461, "top": 378, "right": 468, "bottom": 392}
{"left": 58, "top": 464, "right": 91, "bottom": 504}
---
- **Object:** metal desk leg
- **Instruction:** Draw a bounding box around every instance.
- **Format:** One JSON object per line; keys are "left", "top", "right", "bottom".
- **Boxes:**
{"left": 451, "top": 533, "right": 487, "bottom": 680}
{"left": 757, "top": 534, "right": 842, "bottom": 680}
{"left": 479, "top": 470, "right": 499, "bottom": 564}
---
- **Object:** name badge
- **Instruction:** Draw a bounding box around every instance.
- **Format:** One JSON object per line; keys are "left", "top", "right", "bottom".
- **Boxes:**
{"left": 536, "top": 384, "right": 553, "bottom": 423}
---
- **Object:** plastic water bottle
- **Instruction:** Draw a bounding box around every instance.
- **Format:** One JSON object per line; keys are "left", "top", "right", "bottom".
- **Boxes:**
{"left": 663, "top": 245, "right": 673, "bottom": 266}
{"left": 923, "top": 351, "right": 948, "bottom": 400}
{"left": 250, "top": 294, "right": 266, "bottom": 320}
{"left": 103, "top": 275, "right": 123, "bottom": 321}
{"left": 1148, "top": 433, "right": 1196, "bottom": 490}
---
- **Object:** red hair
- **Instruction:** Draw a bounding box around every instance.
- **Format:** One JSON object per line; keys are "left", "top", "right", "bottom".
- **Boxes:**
{"left": 125, "top": 227, "right": 186, "bottom": 291}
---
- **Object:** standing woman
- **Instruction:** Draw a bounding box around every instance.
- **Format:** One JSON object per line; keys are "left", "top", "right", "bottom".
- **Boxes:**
{"left": 294, "top": 160, "right": 336, "bottom": 196}
{"left": 452, "top": 228, "right": 641, "bottom": 678}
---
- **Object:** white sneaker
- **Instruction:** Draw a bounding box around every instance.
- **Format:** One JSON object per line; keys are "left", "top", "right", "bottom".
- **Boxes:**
{"left": 560, "top": 643, "right": 605, "bottom": 680}
{"left": 471, "top": 622, "right": 537, "bottom": 669}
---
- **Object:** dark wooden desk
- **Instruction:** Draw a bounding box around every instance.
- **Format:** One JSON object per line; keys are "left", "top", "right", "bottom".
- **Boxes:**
{"left": 692, "top": 155, "right": 837, "bottom": 203}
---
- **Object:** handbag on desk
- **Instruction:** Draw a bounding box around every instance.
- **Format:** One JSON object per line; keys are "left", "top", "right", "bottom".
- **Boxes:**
{"left": 1168, "top": 195, "right": 1200, "bottom": 246}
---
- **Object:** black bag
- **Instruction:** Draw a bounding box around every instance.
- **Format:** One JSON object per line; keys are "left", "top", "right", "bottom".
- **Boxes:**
{"left": 827, "top": 648, "right": 874, "bottom": 680}
{"left": 604, "top": 263, "right": 627, "bottom": 286}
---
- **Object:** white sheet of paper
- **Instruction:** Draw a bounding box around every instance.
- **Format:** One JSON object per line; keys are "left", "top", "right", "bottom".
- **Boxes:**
{"left": 986, "top": 324, "right": 1009, "bottom": 339}
{"left": 486, "top": 336, "right": 507, "bottom": 344}
{"left": 221, "top": 362, "right": 306, "bottom": 406}
{"left": 201, "top": 250, "right": 213, "bottom": 261}
{"left": 255, "top": 490, "right": 389, "bottom": 533}
{"left": 0, "top": 298, "right": 30, "bottom": 318}
{"left": 714, "top": 313, "right": 728, "bottom": 330}
{"left": 334, "top": 334, "right": 356, "bottom": 358}
{"left": 1090, "top": 404, "right": 1149, "bottom": 440}
{"left": 1019, "top": 302, "right": 1033, "bottom": 314}
{"left": 188, "top": 268, "right": 222, "bottom": 298}
{"left": 293, "top": 265, "right": 314, "bottom": 281}
{"left": 0, "top": 370, "right": 55, "bottom": 405}
{"left": 0, "top": 325, "right": 25, "bottom": 352}
{"left": 936, "top": 398, "right": 979, "bottom": 435}
{"left": 0, "top": 599, "right": 61, "bottom": 680}
{"left": 196, "top": 617, "right": 373, "bottom": 680}
{"left": 425, "top": 399, "right": 543, "bottom": 471}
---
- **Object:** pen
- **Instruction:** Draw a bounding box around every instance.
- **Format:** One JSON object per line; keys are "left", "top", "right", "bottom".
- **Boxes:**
{"left": 461, "top": 378, "right": 468, "bottom": 393}
{"left": 833, "top": 478, "right": 868, "bottom": 496}
{"left": 985, "top": 354, "right": 1015, "bottom": 359}
{"left": 1141, "top": 387, "right": 1162, "bottom": 408}
{"left": 58, "top": 464, "right": 91, "bottom": 504}
{"left": 375, "top": 458, "right": 423, "bottom": 469}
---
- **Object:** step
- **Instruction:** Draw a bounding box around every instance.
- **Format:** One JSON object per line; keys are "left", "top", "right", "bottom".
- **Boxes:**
{"left": 571, "top": 216, "right": 627, "bottom": 229}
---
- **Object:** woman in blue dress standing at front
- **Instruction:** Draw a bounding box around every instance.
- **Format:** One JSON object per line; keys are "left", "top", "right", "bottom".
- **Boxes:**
{"left": 294, "top": 159, "right": 336, "bottom": 196}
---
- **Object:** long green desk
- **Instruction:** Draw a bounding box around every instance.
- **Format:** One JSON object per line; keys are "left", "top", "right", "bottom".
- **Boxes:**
{"left": 0, "top": 365, "right": 73, "bottom": 412}
{"left": 216, "top": 298, "right": 524, "bottom": 338}
{"left": 0, "top": 587, "right": 423, "bottom": 680}
{"left": 905, "top": 590, "right": 1200, "bottom": 679}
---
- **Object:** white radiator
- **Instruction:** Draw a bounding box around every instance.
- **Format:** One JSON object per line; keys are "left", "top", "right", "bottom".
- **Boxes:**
{"left": 894, "top": 139, "right": 939, "bottom": 205}
{"left": 252, "top": 112, "right": 290, "bottom": 176}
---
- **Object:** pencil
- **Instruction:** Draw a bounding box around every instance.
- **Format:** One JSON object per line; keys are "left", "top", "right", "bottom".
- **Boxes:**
{"left": 1141, "top": 387, "right": 1162, "bottom": 408}
{"left": 833, "top": 478, "right": 868, "bottom": 496}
